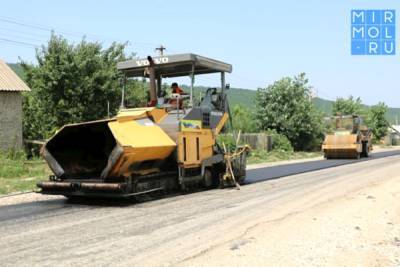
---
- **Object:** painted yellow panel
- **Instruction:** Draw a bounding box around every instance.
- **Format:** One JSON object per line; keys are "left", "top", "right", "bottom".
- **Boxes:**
{"left": 116, "top": 107, "right": 154, "bottom": 122}
{"left": 214, "top": 112, "right": 228, "bottom": 135}
{"left": 149, "top": 108, "right": 168, "bottom": 123}
{"left": 322, "top": 134, "right": 362, "bottom": 155}
{"left": 116, "top": 107, "right": 168, "bottom": 124}
{"left": 178, "top": 129, "right": 215, "bottom": 167}
{"left": 107, "top": 119, "right": 177, "bottom": 176}
{"left": 110, "top": 146, "right": 175, "bottom": 177}
{"left": 108, "top": 120, "right": 176, "bottom": 148}
{"left": 179, "top": 132, "right": 201, "bottom": 165}
{"left": 324, "top": 134, "right": 357, "bottom": 146}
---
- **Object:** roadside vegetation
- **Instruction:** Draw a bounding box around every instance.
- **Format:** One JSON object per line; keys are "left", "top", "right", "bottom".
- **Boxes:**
{"left": 332, "top": 96, "right": 389, "bottom": 142}
{"left": 248, "top": 151, "right": 321, "bottom": 164}
{"left": 0, "top": 152, "right": 50, "bottom": 195}
{"left": 248, "top": 129, "right": 321, "bottom": 164}
{"left": 255, "top": 73, "right": 324, "bottom": 151}
{"left": 21, "top": 34, "right": 134, "bottom": 140}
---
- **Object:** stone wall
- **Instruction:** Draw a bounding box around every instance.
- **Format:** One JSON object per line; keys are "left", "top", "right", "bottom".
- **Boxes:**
{"left": 0, "top": 92, "right": 23, "bottom": 151}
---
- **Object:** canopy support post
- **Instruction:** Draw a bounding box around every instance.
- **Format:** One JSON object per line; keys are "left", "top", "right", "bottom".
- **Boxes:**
{"left": 221, "top": 72, "right": 226, "bottom": 110}
{"left": 147, "top": 56, "right": 157, "bottom": 106}
{"left": 190, "top": 63, "right": 195, "bottom": 107}
{"left": 221, "top": 72, "right": 225, "bottom": 92}
{"left": 120, "top": 74, "right": 126, "bottom": 109}
{"left": 157, "top": 75, "right": 162, "bottom": 98}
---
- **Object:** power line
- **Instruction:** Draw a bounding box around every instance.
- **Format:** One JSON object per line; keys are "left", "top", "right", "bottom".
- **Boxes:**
{"left": 0, "top": 15, "right": 162, "bottom": 48}
{"left": 0, "top": 31, "right": 45, "bottom": 44}
{"left": 0, "top": 17, "right": 50, "bottom": 31}
{"left": 0, "top": 25, "right": 50, "bottom": 39}
{"left": 0, "top": 16, "right": 101, "bottom": 40}
{"left": 0, "top": 15, "right": 186, "bottom": 62}
{"left": 0, "top": 37, "right": 39, "bottom": 48}
{"left": 0, "top": 15, "right": 178, "bottom": 59}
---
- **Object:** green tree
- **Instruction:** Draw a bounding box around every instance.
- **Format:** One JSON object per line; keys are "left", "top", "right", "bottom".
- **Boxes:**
{"left": 255, "top": 73, "right": 323, "bottom": 151}
{"left": 231, "top": 105, "right": 257, "bottom": 133}
{"left": 124, "top": 79, "right": 148, "bottom": 108}
{"left": 21, "top": 34, "right": 135, "bottom": 139}
{"left": 332, "top": 96, "right": 364, "bottom": 116}
{"left": 367, "top": 102, "right": 389, "bottom": 141}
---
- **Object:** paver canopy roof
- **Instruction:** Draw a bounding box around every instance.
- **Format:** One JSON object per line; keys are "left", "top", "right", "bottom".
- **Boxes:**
{"left": 117, "top": 53, "right": 232, "bottom": 78}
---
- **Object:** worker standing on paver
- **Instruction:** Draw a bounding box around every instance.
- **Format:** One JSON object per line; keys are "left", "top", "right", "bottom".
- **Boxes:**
{"left": 169, "top": 82, "right": 186, "bottom": 109}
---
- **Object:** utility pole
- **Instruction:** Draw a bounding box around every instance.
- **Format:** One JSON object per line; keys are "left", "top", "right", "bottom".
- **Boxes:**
{"left": 155, "top": 45, "right": 166, "bottom": 56}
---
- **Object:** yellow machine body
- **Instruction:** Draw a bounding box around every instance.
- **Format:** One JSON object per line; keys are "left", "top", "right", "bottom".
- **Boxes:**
{"left": 38, "top": 105, "right": 243, "bottom": 197}
{"left": 178, "top": 113, "right": 228, "bottom": 168}
{"left": 322, "top": 132, "right": 361, "bottom": 159}
{"left": 42, "top": 107, "right": 176, "bottom": 180}
{"left": 37, "top": 53, "right": 248, "bottom": 197}
{"left": 108, "top": 111, "right": 176, "bottom": 177}
{"left": 322, "top": 115, "right": 372, "bottom": 159}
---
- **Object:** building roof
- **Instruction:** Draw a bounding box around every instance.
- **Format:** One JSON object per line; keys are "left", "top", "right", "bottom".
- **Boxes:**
{"left": 117, "top": 53, "right": 232, "bottom": 78}
{"left": 0, "top": 59, "right": 30, "bottom": 92}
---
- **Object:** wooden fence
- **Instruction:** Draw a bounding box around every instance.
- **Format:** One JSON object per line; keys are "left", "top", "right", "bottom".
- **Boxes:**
{"left": 221, "top": 133, "right": 273, "bottom": 151}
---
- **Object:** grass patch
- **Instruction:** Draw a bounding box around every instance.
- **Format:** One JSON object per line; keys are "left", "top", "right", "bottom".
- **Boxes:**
{"left": 248, "top": 150, "right": 322, "bottom": 164}
{"left": 0, "top": 153, "right": 50, "bottom": 195}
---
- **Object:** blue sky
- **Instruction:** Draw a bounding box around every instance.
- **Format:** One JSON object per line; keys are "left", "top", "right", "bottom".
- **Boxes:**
{"left": 1, "top": 0, "right": 399, "bottom": 106}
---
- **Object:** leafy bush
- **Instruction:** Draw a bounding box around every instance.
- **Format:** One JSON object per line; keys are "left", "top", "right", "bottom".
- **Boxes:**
{"left": 231, "top": 105, "right": 257, "bottom": 133}
{"left": 367, "top": 102, "right": 389, "bottom": 141}
{"left": 264, "top": 129, "right": 293, "bottom": 152}
{"left": 332, "top": 96, "right": 365, "bottom": 116}
{"left": 331, "top": 97, "right": 389, "bottom": 142}
{"left": 21, "top": 34, "right": 135, "bottom": 140}
{"left": 255, "top": 73, "right": 324, "bottom": 151}
{"left": 216, "top": 133, "right": 246, "bottom": 152}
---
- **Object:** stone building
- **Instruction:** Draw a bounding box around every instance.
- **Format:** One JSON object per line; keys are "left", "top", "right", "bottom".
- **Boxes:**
{"left": 0, "top": 59, "right": 30, "bottom": 151}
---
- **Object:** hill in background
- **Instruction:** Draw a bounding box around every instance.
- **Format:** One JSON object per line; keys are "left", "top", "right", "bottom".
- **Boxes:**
{"left": 180, "top": 85, "right": 255, "bottom": 108}
{"left": 8, "top": 63, "right": 400, "bottom": 124}
{"left": 188, "top": 86, "right": 400, "bottom": 124}
{"left": 311, "top": 97, "right": 400, "bottom": 123}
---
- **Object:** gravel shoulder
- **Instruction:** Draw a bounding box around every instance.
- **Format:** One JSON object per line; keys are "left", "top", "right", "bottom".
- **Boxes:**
{"left": 181, "top": 159, "right": 400, "bottom": 267}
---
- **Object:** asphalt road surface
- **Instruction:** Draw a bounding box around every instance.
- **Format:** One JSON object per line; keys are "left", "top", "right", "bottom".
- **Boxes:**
{"left": 247, "top": 149, "right": 400, "bottom": 183}
{"left": 0, "top": 149, "right": 399, "bottom": 266}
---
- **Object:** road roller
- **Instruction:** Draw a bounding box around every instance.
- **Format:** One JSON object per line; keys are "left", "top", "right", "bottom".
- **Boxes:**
{"left": 322, "top": 114, "right": 372, "bottom": 159}
{"left": 37, "top": 53, "right": 249, "bottom": 198}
